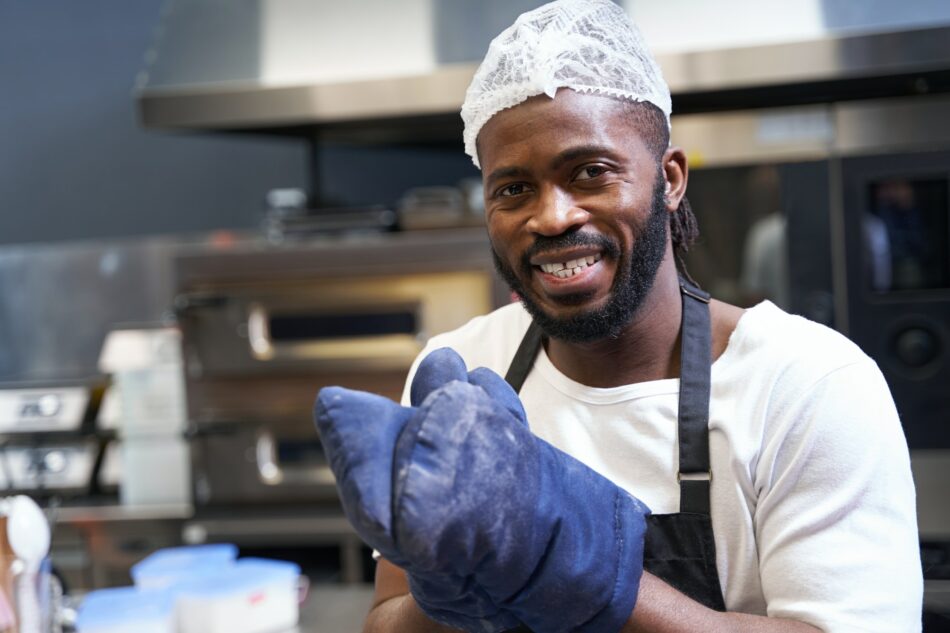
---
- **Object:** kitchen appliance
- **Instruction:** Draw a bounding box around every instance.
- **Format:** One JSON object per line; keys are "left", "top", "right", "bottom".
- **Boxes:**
{"left": 669, "top": 96, "right": 950, "bottom": 624}
{"left": 840, "top": 151, "right": 950, "bottom": 449}
{"left": 672, "top": 94, "right": 950, "bottom": 453}
{"left": 173, "top": 228, "right": 506, "bottom": 581}
{"left": 0, "top": 381, "right": 108, "bottom": 498}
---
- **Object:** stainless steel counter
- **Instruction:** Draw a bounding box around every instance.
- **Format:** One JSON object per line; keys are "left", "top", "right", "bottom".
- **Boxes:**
{"left": 296, "top": 585, "right": 375, "bottom": 633}
{"left": 53, "top": 503, "right": 194, "bottom": 523}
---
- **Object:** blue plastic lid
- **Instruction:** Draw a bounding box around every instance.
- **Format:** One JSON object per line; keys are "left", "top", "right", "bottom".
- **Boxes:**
{"left": 76, "top": 586, "right": 174, "bottom": 630}
{"left": 176, "top": 558, "right": 301, "bottom": 598}
{"left": 132, "top": 543, "right": 238, "bottom": 587}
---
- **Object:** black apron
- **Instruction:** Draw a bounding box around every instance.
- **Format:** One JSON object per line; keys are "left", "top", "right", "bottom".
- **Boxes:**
{"left": 502, "top": 281, "right": 726, "bottom": 632}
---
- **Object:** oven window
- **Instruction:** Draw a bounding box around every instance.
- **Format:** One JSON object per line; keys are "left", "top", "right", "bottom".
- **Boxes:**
{"left": 277, "top": 439, "right": 326, "bottom": 466}
{"left": 864, "top": 176, "right": 950, "bottom": 292}
{"left": 268, "top": 310, "right": 418, "bottom": 342}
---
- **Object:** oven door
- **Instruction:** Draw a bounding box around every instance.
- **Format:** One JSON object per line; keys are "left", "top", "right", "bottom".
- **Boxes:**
{"left": 176, "top": 270, "right": 492, "bottom": 376}
{"left": 191, "top": 421, "right": 337, "bottom": 506}
{"left": 841, "top": 149, "right": 950, "bottom": 449}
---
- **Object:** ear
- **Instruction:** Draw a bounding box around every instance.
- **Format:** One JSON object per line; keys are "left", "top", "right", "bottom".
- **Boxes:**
{"left": 661, "top": 147, "right": 688, "bottom": 214}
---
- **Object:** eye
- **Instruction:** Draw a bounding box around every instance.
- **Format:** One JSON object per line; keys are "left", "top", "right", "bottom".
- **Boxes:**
{"left": 495, "top": 183, "right": 530, "bottom": 198}
{"left": 573, "top": 165, "right": 609, "bottom": 181}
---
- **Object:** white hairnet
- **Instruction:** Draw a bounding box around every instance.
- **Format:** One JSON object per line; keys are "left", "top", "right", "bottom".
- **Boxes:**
{"left": 461, "top": 0, "right": 671, "bottom": 168}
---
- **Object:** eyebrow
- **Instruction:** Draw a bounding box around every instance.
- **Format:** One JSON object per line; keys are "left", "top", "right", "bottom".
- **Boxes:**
{"left": 548, "top": 145, "right": 616, "bottom": 171}
{"left": 484, "top": 166, "right": 531, "bottom": 189}
{"left": 484, "top": 144, "right": 618, "bottom": 189}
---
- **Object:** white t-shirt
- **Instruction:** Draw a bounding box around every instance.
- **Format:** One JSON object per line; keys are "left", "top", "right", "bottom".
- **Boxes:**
{"left": 401, "top": 300, "right": 922, "bottom": 633}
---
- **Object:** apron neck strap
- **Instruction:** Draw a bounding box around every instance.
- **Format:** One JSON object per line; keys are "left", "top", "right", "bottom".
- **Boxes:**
{"left": 504, "top": 320, "right": 543, "bottom": 392}
{"left": 676, "top": 280, "right": 713, "bottom": 515}
{"left": 502, "top": 280, "right": 714, "bottom": 515}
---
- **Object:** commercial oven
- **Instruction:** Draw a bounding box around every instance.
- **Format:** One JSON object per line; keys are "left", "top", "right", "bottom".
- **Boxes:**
{"left": 172, "top": 228, "right": 506, "bottom": 580}
{"left": 670, "top": 95, "right": 950, "bottom": 591}
{"left": 673, "top": 95, "right": 950, "bottom": 450}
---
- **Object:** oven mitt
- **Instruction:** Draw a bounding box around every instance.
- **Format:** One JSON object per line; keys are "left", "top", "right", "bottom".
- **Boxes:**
{"left": 315, "top": 348, "right": 650, "bottom": 633}
{"left": 315, "top": 351, "right": 517, "bottom": 632}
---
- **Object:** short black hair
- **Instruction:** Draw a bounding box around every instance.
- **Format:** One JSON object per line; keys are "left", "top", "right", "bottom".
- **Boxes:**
{"left": 620, "top": 100, "right": 669, "bottom": 162}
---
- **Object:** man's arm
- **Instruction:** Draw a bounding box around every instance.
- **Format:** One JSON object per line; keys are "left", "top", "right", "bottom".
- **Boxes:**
{"left": 365, "top": 559, "right": 819, "bottom": 633}
{"left": 625, "top": 572, "right": 819, "bottom": 633}
{"left": 364, "top": 559, "right": 461, "bottom": 633}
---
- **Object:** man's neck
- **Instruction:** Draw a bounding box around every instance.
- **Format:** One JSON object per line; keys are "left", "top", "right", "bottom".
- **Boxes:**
{"left": 544, "top": 256, "right": 683, "bottom": 388}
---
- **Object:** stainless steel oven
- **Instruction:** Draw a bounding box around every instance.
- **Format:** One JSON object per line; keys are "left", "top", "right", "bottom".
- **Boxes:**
{"left": 840, "top": 150, "right": 950, "bottom": 448}
{"left": 0, "top": 381, "right": 106, "bottom": 498}
{"left": 672, "top": 94, "right": 950, "bottom": 561}
{"left": 673, "top": 94, "right": 950, "bottom": 451}
{"left": 174, "top": 228, "right": 505, "bottom": 511}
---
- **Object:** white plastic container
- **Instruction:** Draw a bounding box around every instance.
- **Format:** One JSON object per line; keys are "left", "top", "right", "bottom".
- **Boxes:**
{"left": 98, "top": 327, "right": 191, "bottom": 506}
{"left": 76, "top": 586, "right": 175, "bottom": 633}
{"left": 175, "top": 558, "right": 301, "bottom": 633}
{"left": 113, "top": 365, "right": 187, "bottom": 435}
{"left": 98, "top": 328, "right": 187, "bottom": 436}
{"left": 119, "top": 436, "right": 191, "bottom": 507}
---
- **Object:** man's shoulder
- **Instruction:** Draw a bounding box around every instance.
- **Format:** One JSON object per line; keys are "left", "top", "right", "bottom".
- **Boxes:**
{"left": 423, "top": 302, "right": 533, "bottom": 374}
{"left": 724, "top": 301, "right": 875, "bottom": 385}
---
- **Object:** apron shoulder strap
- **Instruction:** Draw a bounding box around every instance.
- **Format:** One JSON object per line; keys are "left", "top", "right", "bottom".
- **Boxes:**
{"left": 504, "top": 320, "right": 544, "bottom": 392}
{"left": 677, "top": 280, "right": 713, "bottom": 515}
{"left": 501, "top": 281, "right": 714, "bottom": 516}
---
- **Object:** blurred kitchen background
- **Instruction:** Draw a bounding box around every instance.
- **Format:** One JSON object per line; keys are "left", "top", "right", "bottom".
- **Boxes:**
{"left": 2, "top": 0, "right": 950, "bottom": 630}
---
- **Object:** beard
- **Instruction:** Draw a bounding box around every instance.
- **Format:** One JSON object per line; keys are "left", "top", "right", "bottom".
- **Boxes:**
{"left": 491, "top": 178, "right": 669, "bottom": 343}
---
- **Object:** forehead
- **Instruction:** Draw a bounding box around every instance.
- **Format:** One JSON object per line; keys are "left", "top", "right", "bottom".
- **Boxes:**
{"left": 476, "top": 90, "right": 650, "bottom": 173}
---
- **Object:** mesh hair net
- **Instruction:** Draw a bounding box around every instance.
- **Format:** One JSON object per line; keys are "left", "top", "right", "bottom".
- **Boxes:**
{"left": 461, "top": 0, "right": 671, "bottom": 168}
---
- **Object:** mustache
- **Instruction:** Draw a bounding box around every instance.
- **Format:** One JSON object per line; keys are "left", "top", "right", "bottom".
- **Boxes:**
{"left": 521, "top": 231, "right": 620, "bottom": 269}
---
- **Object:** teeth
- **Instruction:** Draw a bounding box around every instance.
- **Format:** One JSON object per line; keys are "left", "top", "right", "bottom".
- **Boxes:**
{"left": 539, "top": 253, "right": 601, "bottom": 277}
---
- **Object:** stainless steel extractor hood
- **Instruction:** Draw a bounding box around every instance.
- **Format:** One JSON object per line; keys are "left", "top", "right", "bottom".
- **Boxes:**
{"left": 135, "top": 1, "right": 950, "bottom": 135}
{"left": 136, "top": 0, "right": 462, "bottom": 131}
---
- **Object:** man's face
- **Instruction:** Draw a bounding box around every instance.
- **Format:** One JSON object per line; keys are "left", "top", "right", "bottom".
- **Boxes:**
{"left": 478, "top": 90, "right": 671, "bottom": 343}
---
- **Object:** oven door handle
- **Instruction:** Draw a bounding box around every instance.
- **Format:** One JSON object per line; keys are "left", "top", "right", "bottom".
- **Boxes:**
{"left": 255, "top": 431, "right": 284, "bottom": 485}
{"left": 247, "top": 303, "right": 274, "bottom": 361}
{"left": 172, "top": 292, "right": 229, "bottom": 315}
{"left": 254, "top": 431, "right": 336, "bottom": 486}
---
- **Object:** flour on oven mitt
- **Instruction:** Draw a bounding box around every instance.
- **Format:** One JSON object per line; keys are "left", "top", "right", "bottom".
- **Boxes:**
{"left": 316, "top": 347, "right": 650, "bottom": 633}
{"left": 314, "top": 353, "right": 519, "bottom": 633}
{"left": 400, "top": 350, "right": 529, "bottom": 631}
{"left": 397, "top": 348, "right": 651, "bottom": 633}
{"left": 313, "top": 386, "right": 409, "bottom": 560}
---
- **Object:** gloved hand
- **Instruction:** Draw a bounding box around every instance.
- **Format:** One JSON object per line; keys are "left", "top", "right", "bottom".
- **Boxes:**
{"left": 314, "top": 348, "right": 650, "bottom": 633}
{"left": 315, "top": 351, "right": 518, "bottom": 633}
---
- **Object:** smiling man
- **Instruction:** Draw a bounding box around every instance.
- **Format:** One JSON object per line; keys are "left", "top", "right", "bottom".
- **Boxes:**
{"left": 314, "top": 1, "right": 923, "bottom": 632}
{"left": 481, "top": 91, "right": 687, "bottom": 351}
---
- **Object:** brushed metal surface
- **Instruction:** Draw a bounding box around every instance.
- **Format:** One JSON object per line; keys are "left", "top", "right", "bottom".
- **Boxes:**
{"left": 0, "top": 235, "right": 190, "bottom": 383}
{"left": 296, "top": 586, "right": 375, "bottom": 633}
{"left": 912, "top": 450, "right": 950, "bottom": 540}
{"left": 672, "top": 94, "right": 950, "bottom": 167}
{"left": 835, "top": 93, "right": 950, "bottom": 154}
{"left": 138, "top": 25, "right": 950, "bottom": 131}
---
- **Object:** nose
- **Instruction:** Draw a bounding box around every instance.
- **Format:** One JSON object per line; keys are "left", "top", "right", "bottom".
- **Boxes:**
{"left": 525, "top": 187, "right": 590, "bottom": 236}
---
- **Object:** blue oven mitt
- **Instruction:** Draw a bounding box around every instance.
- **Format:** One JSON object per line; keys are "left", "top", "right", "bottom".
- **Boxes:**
{"left": 315, "top": 348, "right": 650, "bottom": 633}
{"left": 315, "top": 351, "right": 518, "bottom": 633}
